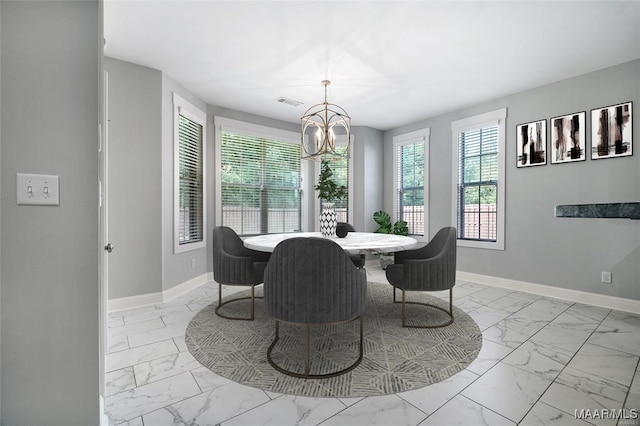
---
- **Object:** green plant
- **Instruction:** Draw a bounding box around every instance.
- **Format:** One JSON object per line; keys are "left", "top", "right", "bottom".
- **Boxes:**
{"left": 314, "top": 160, "right": 347, "bottom": 202}
{"left": 373, "top": 210, "right": 409, "bottom": 235}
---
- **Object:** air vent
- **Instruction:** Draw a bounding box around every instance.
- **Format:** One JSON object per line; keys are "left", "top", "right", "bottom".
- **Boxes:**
{"left": 276, "top": 97, "right": 303, "bottom": 107}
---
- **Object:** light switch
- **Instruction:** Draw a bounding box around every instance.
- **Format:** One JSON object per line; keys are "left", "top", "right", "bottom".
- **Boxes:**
{"left": 17, "top": 173, "right": 60, "bottom": 206}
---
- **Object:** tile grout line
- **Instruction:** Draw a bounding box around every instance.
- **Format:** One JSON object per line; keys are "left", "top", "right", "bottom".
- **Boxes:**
{"left": 106, "top": 277, "right": 639, "bottom": 426}
{"left": 618, "top": 349, "right": 640, "bottom": 417}
{"left": 451, "top": 295, "right": 577, "bottom": 424}
{"left": 515, "top": 305, "right": 614, "bottom": 425}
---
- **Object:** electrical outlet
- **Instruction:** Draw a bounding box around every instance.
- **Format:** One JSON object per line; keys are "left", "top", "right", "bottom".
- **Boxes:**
{"left": 191, "top": 258, "right": 196, "bottom": 269}
{"left": 601, "top": 271, "right": 612, "bottom": 283}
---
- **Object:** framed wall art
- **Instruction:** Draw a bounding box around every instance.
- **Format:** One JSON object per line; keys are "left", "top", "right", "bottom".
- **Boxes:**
{"left": 516, "top": 119, "right": 546, "bottom": 167}
{"left": 591, "top": 101, "right": 632, "bottom": 159}
{"left": 550, "top": 111, "right": 586, "bottom": 164}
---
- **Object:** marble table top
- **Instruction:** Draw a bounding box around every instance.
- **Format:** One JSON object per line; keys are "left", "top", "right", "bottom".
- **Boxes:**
{"left": 243, "top": 232, "right": 419, "bottom": 253}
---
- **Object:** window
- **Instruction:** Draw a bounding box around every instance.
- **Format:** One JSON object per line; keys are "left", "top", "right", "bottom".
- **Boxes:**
{"left": 216, "top": 117, "right": 303, "bottom": 236}
{"left": 393, "top": 129, "right": 429, "bottom": 236}
{"left": 315, "top": 142, "right": 352, "bottom": 224}
{"left": 174, "top": 94, "right": 206, "bottom": 253}
{"left": 452, "top": 108, "right": 507, "bottom": 250}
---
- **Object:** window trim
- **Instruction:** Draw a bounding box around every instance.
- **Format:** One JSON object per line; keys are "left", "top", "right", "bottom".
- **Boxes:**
{"left": 393, "top": 128, "right": 430, "bottom": 238}
{"left": 451, "top": 108, "right": 507, "bottom": 250}
{"left": 214, "top": 116, "right": 308, "bottom": 233}
{"left": 173, "top": 93, "right": 207, "bottom": 254}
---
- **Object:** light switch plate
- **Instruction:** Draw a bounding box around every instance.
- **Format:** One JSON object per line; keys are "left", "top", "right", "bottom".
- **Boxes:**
{"left": 17, "top": 173, "right": 60, "bottom": 206}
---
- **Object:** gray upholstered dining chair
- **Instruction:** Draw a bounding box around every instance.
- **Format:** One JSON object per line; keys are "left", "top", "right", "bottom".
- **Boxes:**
{"left": 385, "top": 227, "right": 457, "bottom": 328}
{"left": 212, "top": 226, "right": 271, "bottom": 321}
{"left": 263, "top": 237, "right": 367, "bottom": 379}
{"left": 337, "top": 222, "right": 366, "bottom": 268}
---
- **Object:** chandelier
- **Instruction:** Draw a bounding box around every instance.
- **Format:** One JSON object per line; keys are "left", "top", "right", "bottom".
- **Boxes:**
{"left": 301, "top": 80, "right": 351, "bottom": 161}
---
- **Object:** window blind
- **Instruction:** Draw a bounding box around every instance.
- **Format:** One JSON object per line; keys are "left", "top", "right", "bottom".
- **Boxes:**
{"left": 457, "top": 125, "right": 498, "bottom": 241}
{"left": 396, "top": 141, "right": 425, "bottom": 235}
{"left": 178, "top": 114, "right": 204, "bottom": 245}
{"left": 221, "top": 131, "right": 302, "bottom": 236}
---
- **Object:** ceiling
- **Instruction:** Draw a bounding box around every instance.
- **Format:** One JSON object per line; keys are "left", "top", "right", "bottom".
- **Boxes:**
{"left": 104, "top": 1, "right": 640, "bottom": 131}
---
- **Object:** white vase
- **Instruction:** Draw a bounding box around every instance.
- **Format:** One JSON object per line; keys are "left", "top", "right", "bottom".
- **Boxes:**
{"left": 320, "top": 202, "right": 337, "bottom": 237}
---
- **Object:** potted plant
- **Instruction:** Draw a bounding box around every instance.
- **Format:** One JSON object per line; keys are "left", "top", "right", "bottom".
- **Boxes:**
{"left": 315, "top": 160, "right": 347, "bottom": 237}
{"left": 373, "top": 210, "right": 408, "bottom": 269}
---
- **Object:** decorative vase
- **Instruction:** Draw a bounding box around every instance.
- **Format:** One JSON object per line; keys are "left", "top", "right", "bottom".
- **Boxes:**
{"left": 336, "top": 222, "right": 349, "bottom": 238}
{"left": 320, "top": 202, "right": 337, "bottom": 237}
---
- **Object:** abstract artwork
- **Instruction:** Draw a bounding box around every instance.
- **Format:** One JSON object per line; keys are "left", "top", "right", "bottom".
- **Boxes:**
{"left": 591, "top": 102, "right": 633, "bottom": 159}
{"left": 516, "top": 119, "right": 546, "bottom": 167}
{"left": 551, "top": 111, "right": 586, "bottom": 164}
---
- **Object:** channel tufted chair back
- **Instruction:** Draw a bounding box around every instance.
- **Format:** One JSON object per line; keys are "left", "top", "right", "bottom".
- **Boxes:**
{"left": 212, "top": 226, "right": 271, "bottom": 321}
{"left": 263, "top": 237, "right": 367, "bottom": 378}
{"left": 385, "top": 226, "right": 457, "bottom": 328}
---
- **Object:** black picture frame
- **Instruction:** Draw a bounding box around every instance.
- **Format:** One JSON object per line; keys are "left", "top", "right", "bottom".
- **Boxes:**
{"left": 516, "top": 119, "right": 546, "bottom": 167}
{"left": 591, "top": 101, "right": 633, "bottom": 160}
{"left": 550, "top": 111, "right": 586, "bottom": 164}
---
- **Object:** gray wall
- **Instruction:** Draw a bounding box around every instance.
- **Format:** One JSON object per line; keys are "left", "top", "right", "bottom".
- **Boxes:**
{"left": 161, "top": 74, "right": 208, "bottom": 290}
{"left": 384, "top": 59, "right": 640, "bottom": 301}
{"left": 0, "top": 0, "right": 3, "bottom": 415}
{"left": 105, "top": 58, "right": 211, "bottom": 296}
{"left": 1, "top": 1, "right": 100, "bottom": 424}
{"left": 352, "top": 126, "right": 384, "bottom": 232}
{"left": 104, "top": 57, "right": 163, "bottom": 299}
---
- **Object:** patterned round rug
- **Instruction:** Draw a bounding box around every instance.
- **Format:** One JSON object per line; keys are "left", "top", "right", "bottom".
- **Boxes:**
{"left": 186, "top": 282, "right": 482, "bottom": 398}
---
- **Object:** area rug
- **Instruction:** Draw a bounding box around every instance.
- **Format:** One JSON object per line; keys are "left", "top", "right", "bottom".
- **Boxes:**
{"left": 185, "top": 282, "right": 482, "bottom": 398}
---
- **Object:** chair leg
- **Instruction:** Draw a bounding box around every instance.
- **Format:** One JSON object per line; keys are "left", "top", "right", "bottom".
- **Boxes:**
{"left": 400, "top": 287, "right": 454, "bottom": 328}
{"left": 250, "top": 285, "right": 255, "bottom": 320}
{"left": 303, "top": 325, "right": 310, "bottom": 378}
{"left": 215, "top": 283, "right": 263, "bottom": 321}
{"left": 266, "top": 316, "right": 364, "bottom": 379}
{"left": 402, "top": 290, "right": 407, "bottom": 327}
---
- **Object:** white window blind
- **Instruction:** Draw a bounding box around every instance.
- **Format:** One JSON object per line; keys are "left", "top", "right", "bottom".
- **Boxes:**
{"left": 457, "top": 125, "right": 499, "bottom": 242}
{"left": 221, "top": 131, "right": 302, "bottom": 236}
{"left": 177, "top": 113, "right": 204, "bottom": 246}
{"left": 395, "top": 138, "right": 426, "bottom": 236}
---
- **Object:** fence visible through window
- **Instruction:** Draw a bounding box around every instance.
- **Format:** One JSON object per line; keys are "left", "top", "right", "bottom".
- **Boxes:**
{"left": 461, "top": 204, "right": 497, "bottom": 241}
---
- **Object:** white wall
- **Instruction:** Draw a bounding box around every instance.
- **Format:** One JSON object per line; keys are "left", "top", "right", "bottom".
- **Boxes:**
{"left": 384, "top": 59, "right": 640, "bottom": 301}
{"left": 0, "top": 1, "right": 100, "bottom": 423}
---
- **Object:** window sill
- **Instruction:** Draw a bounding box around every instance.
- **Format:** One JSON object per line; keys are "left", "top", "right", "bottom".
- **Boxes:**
{"left": 457, "top": 238, "right": 504, "bottom": 251}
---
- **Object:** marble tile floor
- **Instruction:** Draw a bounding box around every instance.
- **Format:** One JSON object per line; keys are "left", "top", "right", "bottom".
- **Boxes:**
{"left": 105, "top": 263, "right": 640, "bottom": 426}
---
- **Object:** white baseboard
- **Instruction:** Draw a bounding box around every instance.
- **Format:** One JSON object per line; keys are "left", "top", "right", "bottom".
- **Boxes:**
{"left": 99, "top": 395, "right": 109, "bottom": 426}
{"left": 457, "top": 271, "right": 640, "bottom": 314}
{"left": 163, "top": 273, "right": 211, "bottom": 302}
{"left": 108, "top": 270, "right": 639, "bottom": 314}
{"left": 108, "top": 292, "right": 164, "bottom": 312}
{"left": 108, "top": 273, "right": 211, "bottom": 312}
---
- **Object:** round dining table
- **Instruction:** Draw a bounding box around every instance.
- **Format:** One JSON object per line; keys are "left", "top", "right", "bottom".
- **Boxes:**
{"left": 243, "top": 231, "right": 418, "bottom": 253}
